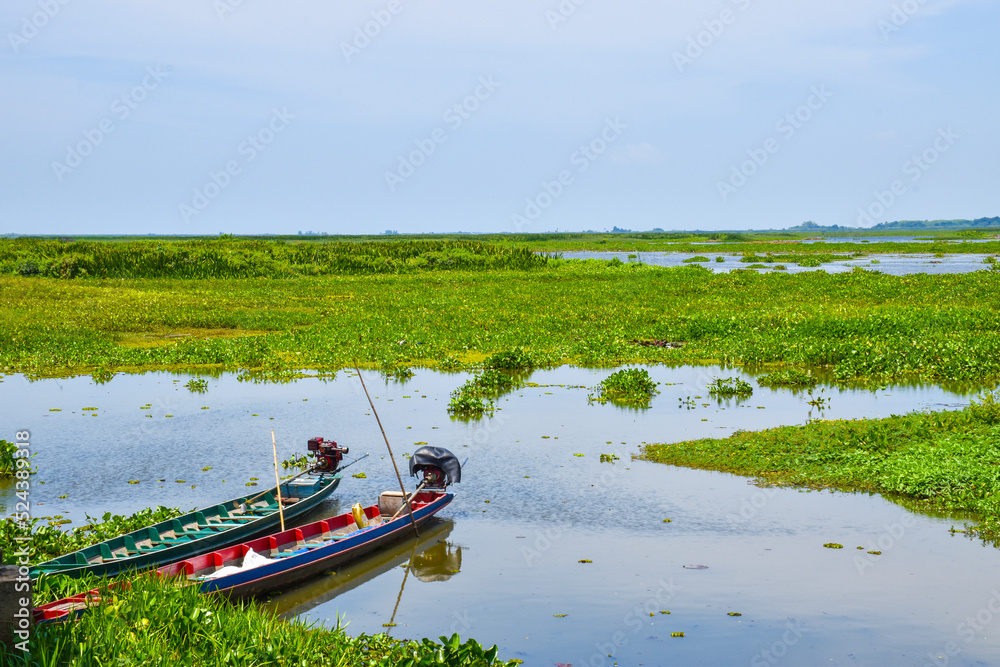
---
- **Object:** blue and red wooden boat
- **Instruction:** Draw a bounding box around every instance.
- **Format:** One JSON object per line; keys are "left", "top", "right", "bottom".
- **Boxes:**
{"left": 33, "top": 446, "right": 461, "bottom": 622}
{"left": 157, "top": 487, "right": 454, "bottom": 599}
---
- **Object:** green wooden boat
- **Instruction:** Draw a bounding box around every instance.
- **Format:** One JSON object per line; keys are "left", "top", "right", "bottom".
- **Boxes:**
{"left": 32, "top": 473, "right": 341, "bottom": 579}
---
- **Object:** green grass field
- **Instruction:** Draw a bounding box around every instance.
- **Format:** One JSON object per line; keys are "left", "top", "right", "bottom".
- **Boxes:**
{"left": 2, "top": 255, "right": 1000, "bottom": 387}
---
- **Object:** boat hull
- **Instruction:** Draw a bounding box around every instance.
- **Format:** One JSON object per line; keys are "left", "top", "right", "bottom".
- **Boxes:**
{"left": 32, "top": 474, "right": 342, "bottom": 579}
{"left": 200, "top": 493, "right": 453, "bottom": 600}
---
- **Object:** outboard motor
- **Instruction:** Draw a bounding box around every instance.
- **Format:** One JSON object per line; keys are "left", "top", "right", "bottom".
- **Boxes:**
{"left": 308, "top": 437, "right": 349, "bottom": 473}
{"left": 409, "top": 446, "right": 462, "bottom": 490}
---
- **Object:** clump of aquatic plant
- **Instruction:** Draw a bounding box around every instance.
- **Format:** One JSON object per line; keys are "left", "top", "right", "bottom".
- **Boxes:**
{"left": 446, "top": 368, "right": 522, "bottom": 419}
{"left": 474, "top": 369, "right": 521, "bottom": 395}
{"left": 282, "top": 453, "right": 312, "bottom": 470}
{"left": 438, "top": 356, "right": 466, "bottom": 372}
{"left": 806, "top": 387, "right": 830, "bottom": 410}
{"left": 599, "top": 453, "right": 620, "bottom": 463}
{"left": 707, "top": 377, "right": 754, "bottom": 398}
{"left": 589, "top": 368, "right": 659, "bottom": 407}
{"left": 184, "top": 377, "right": 208, "bottom": 392}
{"left": 683, "top": 256, "right": 710, "bottom": 263}
{"left": 485, "top": 348, "right": 536, "bottom": 371}
{"left": 757, "top": 369, "right": 818, "bottom": 389}
{"left": 0, "top": 439, "right": 35, "bottom": 477}
{"left": 4, "top": 574, "right": 521, "bottom": 666}
{"left": 381, "top": 365, "right": 415, "bottom": 381}
{"left": 967, "top": 389, "right": 1000, "bottom": 424}
{"left": 447, "top": 381, "right": 495, "bottom": 419}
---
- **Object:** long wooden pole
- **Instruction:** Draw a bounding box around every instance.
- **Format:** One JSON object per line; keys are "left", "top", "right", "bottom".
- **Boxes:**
{"left": 271, "top": 430, "right": 286, "bottom": 532}
{"left": 354, "top": 363, "right": 419, "bottom": 538}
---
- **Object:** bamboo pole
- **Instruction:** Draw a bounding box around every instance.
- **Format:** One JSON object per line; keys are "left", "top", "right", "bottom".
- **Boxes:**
{"left": 354, "top": 363, "right": 419, "bottom": 538}
{"left": 271, "top": 430, "right": 286, "bottom": 532}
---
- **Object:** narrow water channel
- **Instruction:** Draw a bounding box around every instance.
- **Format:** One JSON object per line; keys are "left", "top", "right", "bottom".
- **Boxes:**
{"left": 1, "top": 367, "right": 996, "bottom": 666}
{"left": 559, "top": 251, "right": 996, "bottom": 276}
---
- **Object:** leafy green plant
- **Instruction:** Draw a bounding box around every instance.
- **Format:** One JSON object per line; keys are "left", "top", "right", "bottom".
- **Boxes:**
{"left": 968, "top": 390, "right": 1000, "bottom": 424}
{"left": 382, "top": 365, "right": 415, "bottom": 381}
{"left": 3, "top": 575, "right": 521, "bottom": 666}
{"left": 0, "top": 439, "right": 34, "bottom": 477}
{"left": 683, "top": 256, "right": 710, "bottom": 263}
{"left": 282, "top": 453, "right": 312, "bottom": 469}
{"left": 589, "top": 368, "right": 659, "bottom": 407}
{"left": 447, "top": 381, "right": 495, "bottom": 419}
{"left": 446, "top": 368, "right": 523, "bottom": 419}
{"left": 757, "top": 369, "right": 819, "bottom": 389}
{"left": 473, "top": 369, "right": 520, "bottom": 396}
{"left": 707, "top": 377, "right": 754, "bottom": 398}
{"left": 485, "top": 348, "right": 536, "bottom": 371}
{"left": 184, "top": 377, "right": 208, "bottom": 392}
{"left": 438, "top": 356, "right": 466, "bottom": 372}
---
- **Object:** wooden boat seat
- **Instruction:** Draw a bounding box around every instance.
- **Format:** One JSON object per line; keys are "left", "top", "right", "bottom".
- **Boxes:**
{"left": 214, "top": 505, "right": 258, "bottom": 523}
{"left": 147, "top": 527, "right": 192, "bottom": 545}
{"left": 123, "top": 535, "right": 162, "bottom": 553}
{"left": 99, "top": 543, "right": 125, "bottom": 561}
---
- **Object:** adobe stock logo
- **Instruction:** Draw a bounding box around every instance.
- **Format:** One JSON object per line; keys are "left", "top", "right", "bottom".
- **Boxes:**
{"left": 8, "top": 0, "right": 72, "bottom": 53}
{"left": 878, "top": 0, "right": 932, "bottom": 40}
{"left": 384, "top": 76, "right": 501, "bottom": 192}
{"left": 341, "top": 0, "right": 405, "bottom": 63}
{"left": 716, "top": 85, "right": 833, "bottom": 202}
{"left": 51, "top": 65, "right": 171, "bottom": 182}
{"left": 510, "top": 117, "right": 627, "bottom": 231}
{"left": 856, "top": 127, "right": 958, "bottom": 226}
{"left": 674, "top": 0, "right": 753, "bottom": 73}
{"left": 179, "top": 108, "right": 295, "bottom": 223}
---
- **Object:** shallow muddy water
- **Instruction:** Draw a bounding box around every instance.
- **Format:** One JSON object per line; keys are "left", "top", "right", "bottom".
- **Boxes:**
{"left": 560, "top": 251, "right": 996, "bottom": 276}
{"left": 2, "top": 367, "right": 999, "bottom": 666}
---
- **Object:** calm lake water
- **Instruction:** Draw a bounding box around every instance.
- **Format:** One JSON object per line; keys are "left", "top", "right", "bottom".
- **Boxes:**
{"left": 2, "top": 367, "right": 998, "bottom": 666}
{"left": 560, "top": 251, "right": 996, "bottom": 276}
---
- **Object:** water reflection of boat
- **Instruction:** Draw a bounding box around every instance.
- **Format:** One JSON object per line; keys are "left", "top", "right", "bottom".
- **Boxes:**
{"left": 269, "top": 519, "right": 457, "bottom": 618}
{"left": 410, "top": 539, "right": 462, "bottom": 582}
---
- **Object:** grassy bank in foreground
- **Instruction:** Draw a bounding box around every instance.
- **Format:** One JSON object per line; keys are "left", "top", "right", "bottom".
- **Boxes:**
{"left": 3, "top": 264, "right": 1000, "bottom": 387}
{"left": 1, "top": 575, "right": 519, "bottom": 667}
{"left": 640, "top": 393, "right": 1000, "bottom": 544}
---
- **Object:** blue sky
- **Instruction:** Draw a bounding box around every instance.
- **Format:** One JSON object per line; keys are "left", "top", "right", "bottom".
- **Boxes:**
{"left": 1, "top": 0, "right": 996, "bottom": 235}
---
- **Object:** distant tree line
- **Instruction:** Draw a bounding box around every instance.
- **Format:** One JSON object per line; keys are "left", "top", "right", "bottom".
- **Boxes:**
{"left": 787, "top": 217, "right": 1000, "bottom": 232}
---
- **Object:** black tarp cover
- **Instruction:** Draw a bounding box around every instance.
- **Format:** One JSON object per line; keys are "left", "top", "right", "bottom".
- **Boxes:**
{"left": 409, "top": 446, "right": 462, "bottom": 484}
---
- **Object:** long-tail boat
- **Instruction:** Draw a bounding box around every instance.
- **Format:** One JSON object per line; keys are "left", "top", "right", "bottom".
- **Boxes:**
{"left": 34, "top": 446, "right": 460, "bottom": 621}
{"left": 32, "top": 436, "right": 351, "bottom": 579}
